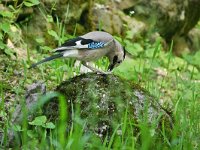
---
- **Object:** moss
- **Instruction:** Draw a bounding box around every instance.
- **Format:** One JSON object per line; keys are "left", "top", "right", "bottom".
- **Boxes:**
{"left": 43, "top": 73, "right": 173, "bottom": 140}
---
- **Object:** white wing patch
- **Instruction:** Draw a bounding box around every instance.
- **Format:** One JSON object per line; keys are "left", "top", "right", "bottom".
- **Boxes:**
{"left": 75, "top": 40, "right": 88, "bottom": 48}
{"left": 75, "top": 40, "right": 81, "bottom": 46}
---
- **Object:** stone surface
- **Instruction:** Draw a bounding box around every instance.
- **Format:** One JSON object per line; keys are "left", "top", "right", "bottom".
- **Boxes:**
{"left": 121, "top": 0, "right": 200, "bottom": 53}
{"left": 2, "top": 73, "right": 173, "bottom": 147}
{"left": 43, "top": 73, "right": 173, "bottom": 139}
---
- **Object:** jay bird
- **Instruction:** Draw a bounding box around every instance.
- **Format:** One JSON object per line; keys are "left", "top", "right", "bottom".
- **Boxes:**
{"left": 29, "top": 31, "right": 125, "bottom": 73}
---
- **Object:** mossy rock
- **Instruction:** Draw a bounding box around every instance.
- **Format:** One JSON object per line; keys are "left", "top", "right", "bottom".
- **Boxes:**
{"left": 44, "top": 73, "right": 173, "bottom": 139}
{"left": 3, "top": 73, "right": 174, "bottom": 147}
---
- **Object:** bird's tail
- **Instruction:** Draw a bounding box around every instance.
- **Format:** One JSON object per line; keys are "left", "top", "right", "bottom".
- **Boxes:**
{"left": 29, "top": 53, "right": 63, "bottom": 69}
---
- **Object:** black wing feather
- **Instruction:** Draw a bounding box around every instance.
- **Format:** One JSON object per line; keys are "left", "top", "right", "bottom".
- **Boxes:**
{"left": 61, "top": 37, "right": 94, "bottom": 47}
{"left": 55, "top": 37, "right": 102, "bottom": 52}
{"left": 61, "top": 37, "right": 83, "bottom": 47}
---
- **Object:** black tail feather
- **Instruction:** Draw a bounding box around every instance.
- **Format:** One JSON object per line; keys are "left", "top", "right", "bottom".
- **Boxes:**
{"left": 29, "top": 53, "right": 63, "bottom": 69}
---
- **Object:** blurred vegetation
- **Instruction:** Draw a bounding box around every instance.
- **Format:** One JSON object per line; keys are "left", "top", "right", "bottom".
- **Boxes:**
{"left": 0, "top": 0, "right": 200, "bottom": 149}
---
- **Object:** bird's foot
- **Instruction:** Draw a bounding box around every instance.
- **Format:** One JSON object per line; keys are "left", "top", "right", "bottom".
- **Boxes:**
{"left": 82, "top": 62, "right": 112, "bottom": 75}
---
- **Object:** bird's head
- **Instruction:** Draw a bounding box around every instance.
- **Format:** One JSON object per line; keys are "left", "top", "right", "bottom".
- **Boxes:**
{"left": 107, "top": 41, "right": 126, "bottom": 71}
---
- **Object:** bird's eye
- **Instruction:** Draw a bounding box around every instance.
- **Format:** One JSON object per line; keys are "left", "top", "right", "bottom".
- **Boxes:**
{"left": 117, "top": 60, "right": 122, "bottom": 64}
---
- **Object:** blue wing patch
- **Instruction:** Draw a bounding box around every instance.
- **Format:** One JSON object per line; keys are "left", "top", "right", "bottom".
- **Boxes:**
{"left": 88, "top": 42, "right": 105, "bottom": 49}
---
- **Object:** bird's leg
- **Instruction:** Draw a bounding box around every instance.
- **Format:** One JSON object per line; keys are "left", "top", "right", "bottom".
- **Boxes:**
{"left": 82, "top": 62, "right": 112, "bottom": 74}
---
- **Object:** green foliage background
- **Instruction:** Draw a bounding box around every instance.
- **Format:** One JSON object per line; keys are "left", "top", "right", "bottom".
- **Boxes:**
{"left": 0, "top": 0, "right": 200, "bottom": 149}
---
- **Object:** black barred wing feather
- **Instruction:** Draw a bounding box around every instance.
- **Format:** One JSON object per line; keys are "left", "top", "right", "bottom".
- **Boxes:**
{"left": 88, "top": 41, "right": 105, "bottom": 49}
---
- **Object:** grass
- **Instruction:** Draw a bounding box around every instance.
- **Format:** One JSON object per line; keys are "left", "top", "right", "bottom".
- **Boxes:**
{"left": 1, "top": 35, "right": 199, "bottom": 149}
{"left": 0, "top": 1, "right": 200, "bottom": 150}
